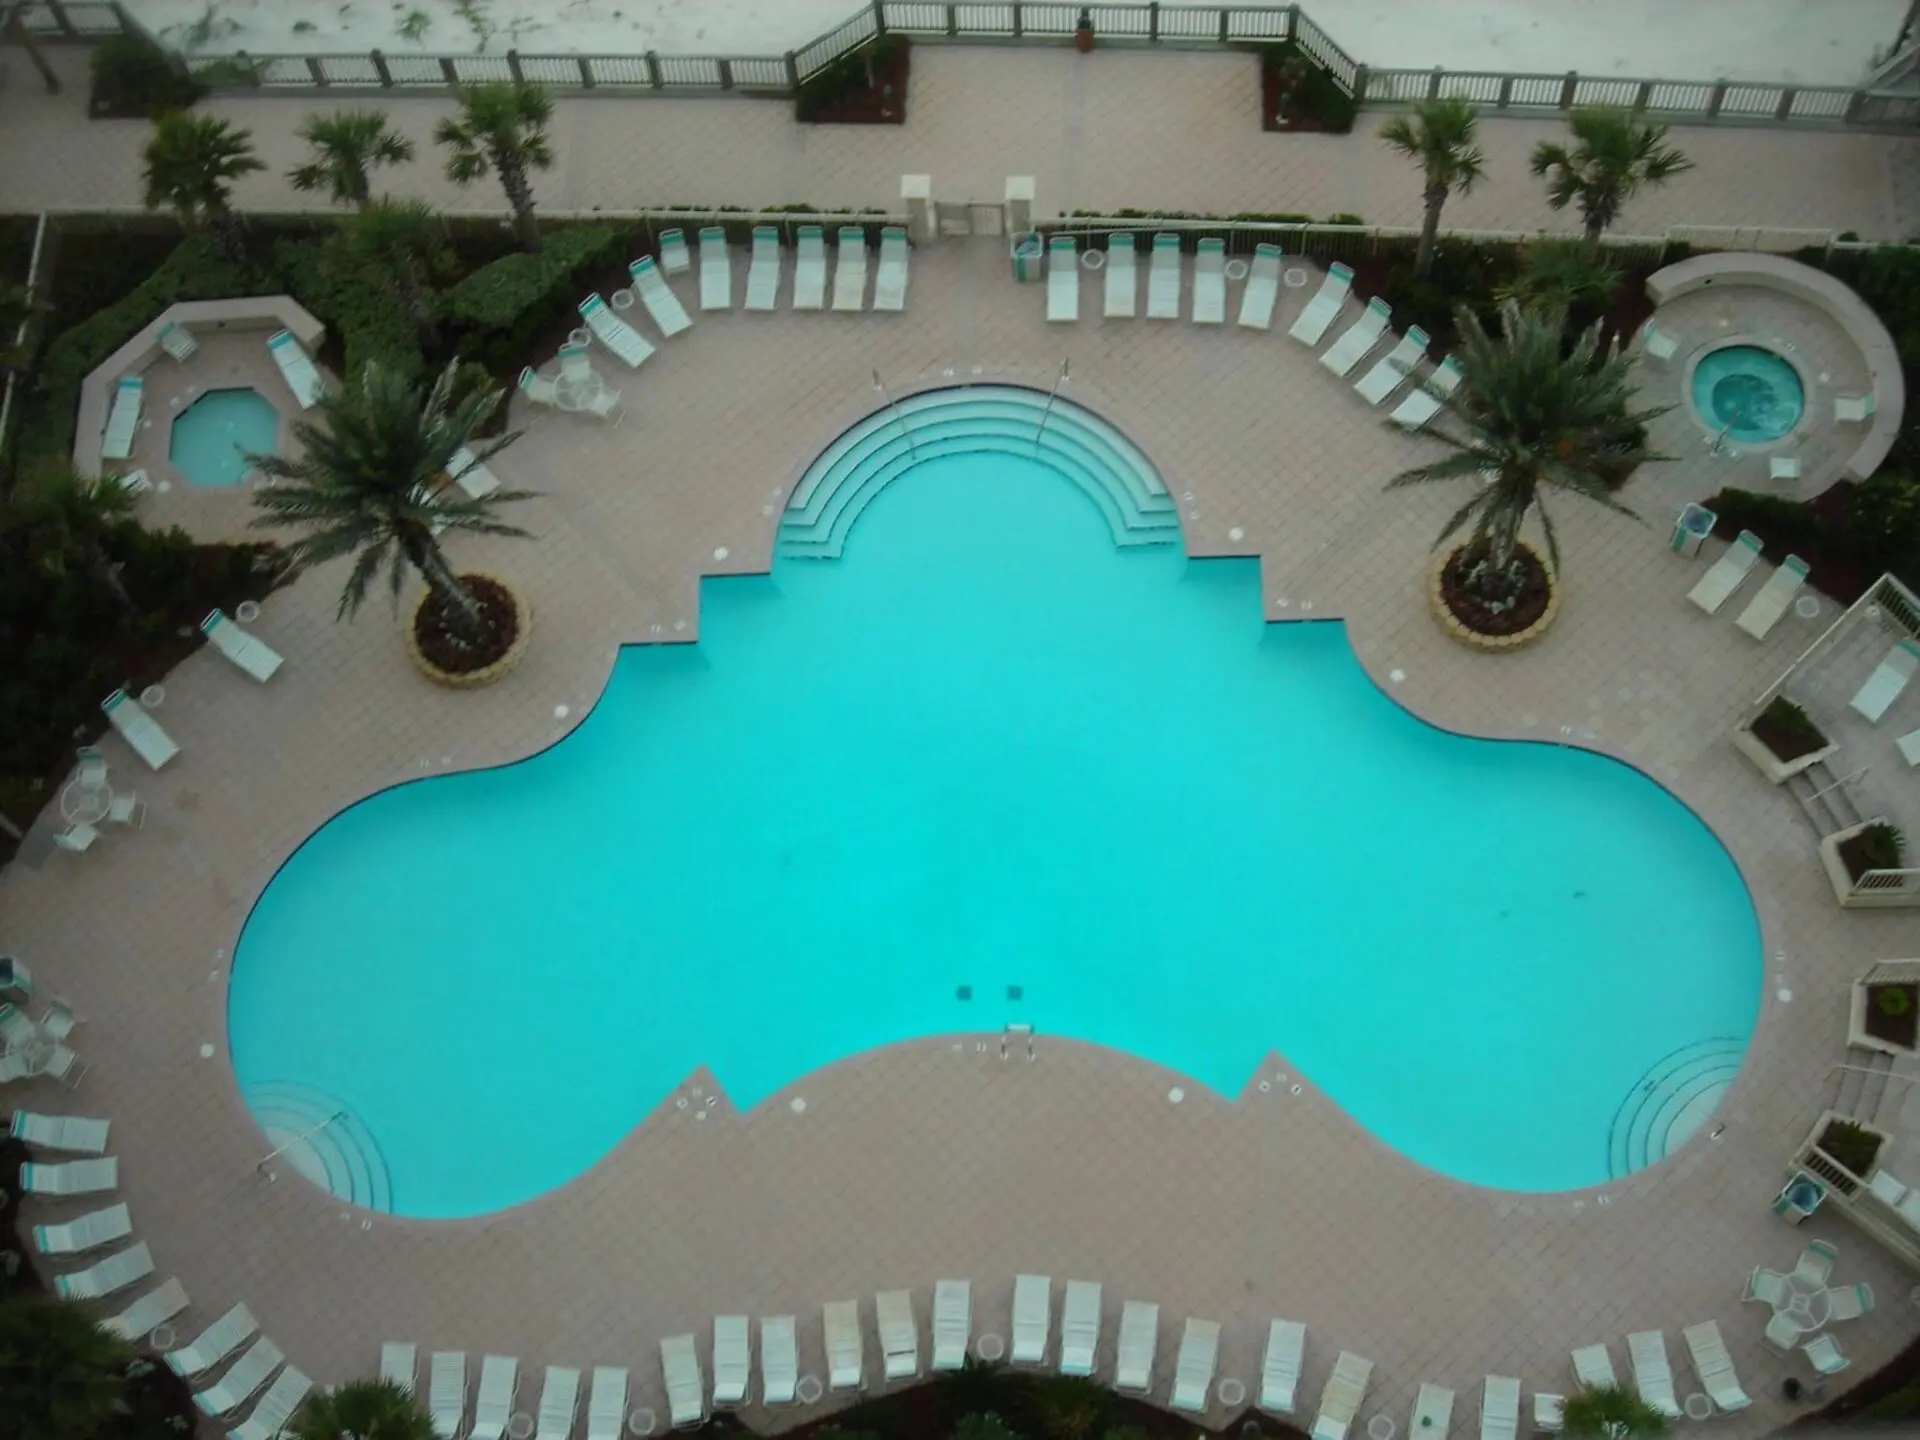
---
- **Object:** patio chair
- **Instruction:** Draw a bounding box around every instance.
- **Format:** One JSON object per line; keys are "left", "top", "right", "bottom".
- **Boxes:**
{"left": 76, "top": 744, "right": 108, "bottom": 792}
{"left": 201, "top": 609, "right": 284, "bottom": 682}
{"left": 107, "top": 793, "right": 145, "bottom": 829}
{"left": 1104, "top": 233, "right": 1138, "bottom": 318}
{"left": 1826, "top": 1282, "right": 1873, "bottom": 1322}
{"left": 1850, "top": 639, "right": 1920, "bottom": 722}
{"left": 101, "top": 376, "right": 143, "bottom": 461}
{"left": 448, "top": 445, "right": 500, "bottom": 501}
{"left": 1686, "top": 530, "right": 1763, "bottom": 614}
{"left": 1389, "top": 355, "right": 1462, "bottom": 429}
{"left": 825, "top": 1300, "right": 863, "bottom": 1390}
{"left": 831, "top": 227, "right": 868, "bottom": 312}
{"left": 1238, "top": 243, "right": 1282, "bottom": 329}
{"left": 1804, "top": 1333, "right": 1850, "bottom": 1374}
{"left": 759, "top": 1317, "right": 797, "bottom": 1404}
{"left": 1259, "top": 1318, "right": 1305, "bottom": 1414}
{"left": 12, "top": 1111, "right": 109, "bottom": 1153}
{"left": 793, "top": 226, "right": 827, "bottom": 310}
{"left": 472, "top": 1355, "right": 520, "bottom": 1440}
{"left": 659, "top": 228, "right": 691, "bottom": 273}
{"left": 1763, "top": 1309, "right": 1802, "bottom": 1352}
{"left": 1534, "top": 1393, "right": 1565, "bottom": 1434}
{"left": 518, "top": 367, "right": 560, "bottom": 406}
{"left": 22, "top": 1157, "right": 117, "bottom": 1196}
{"left": 1570, "top": 1344, "right": 1616, "bottom": 1389}
{"left": 1047, "top": 236, "right": 1079, "bottom": 323}
{"left": 1641, "top": 319, "right": 1678, "bottom": 362}
{"left": 1479, "top": 1375, "right": 1519, "bottom": 1440}
{"left": 1319, "top": 297, "right": 1392, "bottom": 376}
{"left": 712, "top": 1315, "right": 750, "bottom": 1405}
{"left": 1058, "top": 1280, "right": 1100, "bottom": 1377}
{"left": 873, "top": 227, "right": 910, "bottom": 312}
{"left": 0, "top": 1050, "right": 34, "bottom": 1085}
{"left": 1114, "top": 1300, "right": 1157, "bottom": 1393}
{"left": 231, "top": 1365, "right": 312, "bottom": 1440}
{"left": 103, "top": 1278, "right": 187, "bottom": 1343}
{"left": 1170, "top": 1318, "right": 1219, "bottom": 1413}
{"left": 1412, "top": 1383, "right": 1455, "bottom": 1439}
{"left": 41, "top": 1043, "right": 89, "bottom": 1090}
{"left": 931, "top": 1279, "right": 971, "bottom": 1370}
{"left": 536, "top": 1365, "right": 580, "bottom": 1440}
{"left": 698, "top": 227, "right": 732, "bottom": 310}
{"left": 38, "top": 998, "right": 78, "bottom": 1042}
{"left": 1289, "top": 261, "right": 1353, "bottom": 345}
{"left": 428, "top": 1351, "right": 467, "bottom": 1438}
{"left": 158, "top": 321, "right": 199, "bottom": 361}
{"left": 746, "top": 226, "right": 782, "bottom": 311}
{"left": 57, "top": 1242, "right": 153, "bottom": 1302}
{"left": 102, "top": 688, "right": 178, "bottom": 770}
{"left": 877, "top": 1289, "right": 919, "bottom": 1380}
{"left": 1011, "top": 1274, "right": 1051, "bottom": 1364}
{"left": 1146, "top": 233, "right": 1182, "bottom": 319}
{"left": 379, "top": 1341, "right": 416, "bottom": 1393}
{"left": 558, "top": 342, "right": 592, "bottom": 381}
{"left": 53, "top": 825, "right": 99, "bottom": 855}
{"left": 1770, "top": 455, "right": 1802, "bottom": 485}
{"left": 1734, "top": 556, "right": 1809, "bottom": 639}
{"left": 587, "top": 1367, "right": 628, "bottom": 1440}
{"left": 1836, "top": 392, "right": 1876, "bottom": 423}
{"left": 33, "top": 1202, "right": 131, "bottom": 1256}
{"left": 1744, "top": 1266, "right": 1789, "bottom": 1306}
{"left": 1355, "top": 326, "right": 1430, "bottom": 405}
{"left": 1793, "top": 1239, "right": 1839, "bottom": 1287}
{"left": 1191, "top": 238, "right": 1226, "bottom": 324}
{"left": 1682, "top": 1321, "right": 1751, "bottom": 1412}
{"left": 1312, "top": 1350, "right": 1373, "bottom": 1440}
{"left": 195, "top": 1337, "right": 285, "bottom": 1415}
{"left": 268, "top": 330, "right": 326, "bottom": 409}
{"left": 115, "top": 468, "right": 152, "bottom": 496}
{"left": 629, "top": 256, "right": 693, "bottom": 337}
{"left": 579, "top": 294, "right": 655, "bottom": 369}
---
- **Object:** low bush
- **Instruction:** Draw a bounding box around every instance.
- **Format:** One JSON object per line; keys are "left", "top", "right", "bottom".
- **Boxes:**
{"left": 88, "top": 31, "right": 205, "bottom": 118}
{"left": 1261, "top": 41, "right": 1357, "bottom": 133}
{"left": 796, "top": 35, "right": 909, "bottom": 123}
{"left": 272, "top": 236, "right": 427, "bottom": 386}
{"left": 1708, "top": 473, "right": 1920, "bottom": 605}
{"left": 439, "top": 225, "right": 623, "bottom": 372}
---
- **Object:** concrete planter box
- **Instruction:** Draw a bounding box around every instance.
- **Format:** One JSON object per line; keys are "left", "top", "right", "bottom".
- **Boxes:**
{"left": 1729, "top": 716, "right": 1837, "bottom": 785}
{"left": 1818, "top": 821, "right": 1920, "bottom": 909}
{"left": 1804, "top": 1109, "right": 1890, "bottom": 1187}
{"left": 1848, "top": 977, "right": 1920, "bottom": 1057}
{"left": 1426, "top": 544, "right": 1559, "bottom": 653}
{"left": 404, "top": 574, "right": 531, "bottom": 690}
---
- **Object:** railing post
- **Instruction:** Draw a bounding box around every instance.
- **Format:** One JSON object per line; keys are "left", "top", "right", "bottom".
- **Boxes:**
{"left": 1496, "top": 74, "right": 1513, "bottom": 108}
{"left": 45, "top": 0, "right": 77, "bottom": 37}
{"left": 1558, "top": 70, "right": 1578, "bottom": 109}
{"left": 305, "top": 55, "right": 328, "bottom": 86}
{"left": 577, "top": 56, "right": 594, "bottom": 88}
{"left": 1633, "top": 79, "right": 1653, "bottom": 112}
{"left": 1426, "top": 66, "right": 1441, "bottom": 100}
{"left": 872, "top": 0, "right": 887, "bottom": 37}
{"left": 718, "top": 57, "right": 734, "bottom": 90}
{"left": 1350, "top": 64, "right": 1368, "bottom": 105}
{"left": 506, "top": 49, "right": 525, "bottom": 83}
{"left": 1705, "top": 79, "right": 1726, "bottom": 118}
{"left": 1845, "top": 89, "right": 1869, "bottom": 124}
{"left": 370, "top": 48, "right": 393, "bottom": 86}
{"left": 1218, "top": 9, "right": 1230, "bottom": 43}
{"left": 946, "top": 4, "right": 958, "bottom": 39}
{"left": 784, "top": 50, "right": 800, "bottom": 90}
{"left": 1147, "top": 1, "right": 1158, "bottom": 42}
{"left": 1775, "top": 86, "right": 1796, "bottom": 121}
{"left": 1012, "top": 1, "right": 1022, "bottom": 39}
{"left": 646, "top": 49, "right": 663, "bottom": 88}
{"left": 1285, "top": 3, "right": 1297, "bottom": 41}
{"left": 438, "top": 55, "right": 459, "bottom": 86}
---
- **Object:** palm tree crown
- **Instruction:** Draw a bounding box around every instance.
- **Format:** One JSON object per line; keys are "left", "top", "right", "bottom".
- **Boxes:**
{"left": 248, "top": 360, "right": 533, "bottom": 634}
{"left": 1379, "top": 97, "right": 1486, "bottom": 279}
{"left": 333, "top": 197, "right": 452, "bottom": 344}
{"left": 434, "top": 82, "right": 554, "bottom": 250}
{"left": 1530, "top": 107, "right": 1692, "bottom": 237}
{"left": 287, "top": 1376, "right": 437, "bottom": 1440}
{"left": 1387, "top": 300, "right": 1664, "bottom": 596}
{"left": 289, "top": 109, "right": 416, "bottom": 208}
{"left": 0, "top": 1293, "right": 134, "bottom": 1440}
{"left": 142, "top": 112, "right": 264, "bottom": 257}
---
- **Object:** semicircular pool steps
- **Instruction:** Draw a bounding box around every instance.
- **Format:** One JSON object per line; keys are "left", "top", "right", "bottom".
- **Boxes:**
{"left": 780, "top": 386, "right": 1180, "bottom": 559}
{"left": 1606, "top": 1037, "right": 1747, "bottom": 1178}
{"left": 244, "top": 1081, "right": 394, "bottom": 1213}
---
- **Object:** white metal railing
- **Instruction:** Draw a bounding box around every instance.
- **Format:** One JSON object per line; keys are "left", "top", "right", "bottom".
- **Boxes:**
{"left": 1852, "top": 867, "right": 1920, "bottom": 896}
{"left": 254, "top": 1108, "right": 347, "bottom": 1176}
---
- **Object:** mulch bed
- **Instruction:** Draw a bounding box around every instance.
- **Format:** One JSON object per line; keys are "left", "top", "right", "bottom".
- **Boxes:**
{"left": 797, "top": 38, "right": 910, "bottom": 125}
{"left": 413, "top": 575, "right": 520, "bottom": 676}
{"left": 1439, "top": 545, "right": 1553, "bottom": 637}
{"left": 1865, "top": 983, "right": 1920, "bottom": 1050}
{"left": 1749, "top": 707, "right": 1829, "bottom": 765}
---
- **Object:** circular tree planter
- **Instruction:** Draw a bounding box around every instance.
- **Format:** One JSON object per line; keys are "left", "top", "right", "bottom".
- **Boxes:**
{"left": 1427, "top": 542, "right": 1560, "bottom": 652}
{"left": 405, "top": 573, "right": 532, "bottom": 689}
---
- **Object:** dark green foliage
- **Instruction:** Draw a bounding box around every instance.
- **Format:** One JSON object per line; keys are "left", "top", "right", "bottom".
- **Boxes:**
{"left": 287, "top": 1377, "right": 436, "bottom": 1440}
{"left": 1857, "top": 822, "right": 1908, "bottom": 872}
{"left": 0, "top": 1293, "right": 133, "bottom": 1440}
{"left": 1820, "top": 1117, "right": 1885, "bottom": 1175}
{"left": 1380, "top": 241, "right": 1523, "bottom": 354}
{"left": 1561, "top": 1383, "right": 1667, "bottom": 1437}
{"left": 88, "top": 31, "right": 205, "bottom": 118}
{"left": 953, "top": 1416, "right": 1024, "bottom": 1440}
{"left": 1878, "top": 984, "right": 1911, "bottom": 1018}
{"left": 1756, "top": 697, "right": 1824, "bottom": 749}
{"left": 1707, "top": 474, "right": 1920, "bottom": 604}
{"left": 1034, "top": 1376, "right": 1109, "bottom": 1440}
{"left": 1261, "top": 42, "right": 1357, "bottom": 132}
{"left": 272, "top": 236, "right": 428, "bottom": 386}
{"left": 796, "top": 36, "right": 908, "bottom": 122}
{"left": 438, "top": 225, "right": 622, "bottom": 372}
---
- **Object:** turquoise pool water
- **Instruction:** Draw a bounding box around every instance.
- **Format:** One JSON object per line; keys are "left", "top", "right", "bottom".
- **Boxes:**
{"left": 168, "top": 387, "right": 279, "bottom": 487}
{"left": 1691, "top": 344, "right": 1805, "bottom": 444}
{"left": 230, "top": 389, "right": 1762, "bottom": 1218}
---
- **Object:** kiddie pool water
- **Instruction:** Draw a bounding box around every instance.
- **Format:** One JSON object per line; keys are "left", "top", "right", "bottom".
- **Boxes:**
{"left": 1691, "top": 344, "right": 1806, "bottom": 445}
{"left": 168, "top": 387, "right": 279, "bottom": 487}
{"left": 230, "top": 390, "right": 1763, "bottom": 1218}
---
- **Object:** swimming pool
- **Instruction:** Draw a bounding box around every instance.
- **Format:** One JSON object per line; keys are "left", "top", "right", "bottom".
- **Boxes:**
{"left": 169, "top": 388, "right": 279, "bottom": 487}
{"left": 1691, "top": 344, "right": 1805, "bottom": 445}
{"left": 230, "top": 388, "right": 1762, "bottom": 1218}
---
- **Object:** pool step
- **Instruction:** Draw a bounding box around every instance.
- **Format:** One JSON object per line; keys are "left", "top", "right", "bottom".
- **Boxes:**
{"left": 245, "top": 1080, "right": 394, "bottom": 1214}
{"left": 1606, "top": 1037, "right": 1747, "bottom": 1178}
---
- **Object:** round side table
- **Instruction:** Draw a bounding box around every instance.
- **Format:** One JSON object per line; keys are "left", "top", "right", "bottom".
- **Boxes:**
{"left": 1079, "top": 248, "right": 1107, "bottom": 271}
{"left": 795, "top": 1375, "right": 824, "bottom": 1404}
{"left": 1684, "top": 1393, "right": 1714, "bottom": 1421}
{"left": 611, "top": 288, "right": 637, "bottom": 310}
{"left": 977, "top": 1333, "right": 1006, "bottom": 1362}
{"left": 1367, "top": 1414, "right": 1396, "bottom": 1440}
{"left": 1796, "top": 594, "right": 1821, "bottom": 621}
{"left": 235, "top": 600, "right": 263, "bottom": 623}
{"left": 1224, "top": 258, "right": 1251, "bottom": 282}
{"left": 626, "top": 1406, "right": 657, "bottom": 1436}
{"left": 506, "top": 1413, "right": 534, "bottom": 1440}
{"left": 1217, "top": 1377, "right": 1247, "bottom": 1408}
{"left": 147, "top": 1323, "right": 177, "bottom": 1352}
{"left": 140, "top": 684, "right": 166, "bottom": 709}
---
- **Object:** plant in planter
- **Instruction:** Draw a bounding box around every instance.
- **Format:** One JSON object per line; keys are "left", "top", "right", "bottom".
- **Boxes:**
{"left": 1750, "top": 697, "right": 1830, "bottom": 764}
{"left": 1841, "top": 820, "right": 1907, "bottom": 883}
{"left": 286, "top": 1376, "right": 435, "bottom": 1440}
{"left": 1817, "top": 1116, "right": 1884, "bottom": 1177}
{"left": 1260, "top": 42, "right": 1357, "bottom": 133}
{"left": 1075, "top": 6, "right": 1095, "bottom": 52}
{"left": 1561, "top": 1383, "right": 1667, "bottom": 1437}
{"left": 1869, "top": 978, "right": 1919, "bottom": 1051}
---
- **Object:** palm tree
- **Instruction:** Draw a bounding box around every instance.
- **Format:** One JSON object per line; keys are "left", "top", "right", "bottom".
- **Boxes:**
{"left": 1386, "top": 300, "right": 1664, "bottom": 608}
{"left": 434, "top": 81, "right": 554, "bottom": 251}
{"left": 4, "top": 461, "right": 139, "bottom": 607}
{"left": 1379, "top": 97, "right": 1486, "bottom": 279}
{"left": 248, "top": 360, "right": 533, "bottom": 643}
{"left": 288, "top": 1376, "right": 436, "bottom": 1440}
{"left": 1498, "top": 237, "right": 1622, "bottom": 325}
{"left": 289, "top": 109, "right": 416, "bottom": 210}
{"left": 333, "top": 198, "right": 452, "bottom": 346}
{"left": 1530, "top": 107, "right": 1693, "bottom": 238}
{"left": 141, "top": 111, "right": 265, "bottom": 259}
{"left": 0, "top": 1294, "right": 133, "bottom": 1440}
{"left": 1561, "top": 1383, "right": 1667, "bottom": 1437}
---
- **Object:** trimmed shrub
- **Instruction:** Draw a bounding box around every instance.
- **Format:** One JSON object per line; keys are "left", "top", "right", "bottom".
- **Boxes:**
{"left": 439, "top": 225, "right": 623, "bottom": 372}
{"left": 88, "top": 32, "right": 205, "bottom": 118}
{"left": 271, "top": 237, "right": 426, "bottom": 386}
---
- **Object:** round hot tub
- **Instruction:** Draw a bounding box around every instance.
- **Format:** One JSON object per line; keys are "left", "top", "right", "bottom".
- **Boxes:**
{"left": 1690, "top": 343, "right": 1806, "bottom": 445}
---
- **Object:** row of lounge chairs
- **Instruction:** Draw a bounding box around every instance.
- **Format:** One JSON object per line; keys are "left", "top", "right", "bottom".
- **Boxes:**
{"left": 99, "top": 328, "right": 323, "bottom": 472}
{"left": 92, "top": 609, "right": 283, "bottom": 776}
{"left": 1686, "top": 529, "right": 1811, "bottom": 640}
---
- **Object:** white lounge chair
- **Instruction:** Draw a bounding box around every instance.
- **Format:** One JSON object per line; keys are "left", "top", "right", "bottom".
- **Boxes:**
{"left": 745, "top": 227, "right": 781, "bottom": 311}
{"left": 1313, "top": 1351, "right": 1373, "bottom": 1440}
{"left": 1763, "top": 1310, "right": 1802, "bottom": 1353}
{"left": 1238, "top": 243, "right": 1282, "bottom": 329}
{"left": 1412, "top": 1383, "right": 1454, "bottom": 1439}
{"left": 793, "top": 226, "right": 827, "bottom": 310}
{"left": 586, "top": 1367, "right": 628, "bottom": 1440}
{"left": 33, "top": 1202, "right": 130, "bottom": 1256}
{"left": 115, "top": 468, "right": 152, "bottom": 496}
{"left": 713, "top": 1316, "right": 750, "bottom": 1405}
{"left": 698, "top": 227, "right": 732, "bottom": 310}
{"left": 1191, "top": 238, "right": 1225, "bottom": 324}
{"left": 1570, "top": 1343, "right": 1616, "bottom": 1390}
{"left": 1389, "top": 354, "right": 1461, "bottom": 429}
{"left": 22, "top": 1156, "right": 117, "bottom": 1195}
{"left": 832, "top": 227, "right": 868, "bottom": 312}
{"left": 1289, "top": 262, "right": 1354, "bottom": 345}
{"left": 518, "top": 367, "right": 559, "bottom": 407}
{"left": 932, "top": 1279, "right": 971, "bottom": 1370}
{"left": 1147, "top": 233, "right": 1182, "bottom": 319}
{"left": 1047, "top": 236, "right": 1079, "bottom": 323}
{"left": 873, "top": 227, "right": 909, "bottom": 312}
{"left": 1770, "top": 455, "right": 1801, "bottom": 485}
{"left": 875, "top": 1290, "right": 918, "bottom": 1381}
{"left": 171, "top": 1306, "right": 259, "bottom": 1379}
{"left": 1115, "top": 1300, "right": 1157, "bottom": 1394}
{"left": 158, "top": 321, "right": 199, "bottom": 361}
{"left": 629, "top": 256, "right": 693, "bottom": 337}
{"left": 579, "top": 294, "right": 655, "bottom": 369}
{"left": 1059, "top": 1281, "right": 1100, "bottom": 1377}
{"left": 1837, "top": 392, "right": 1876, "bottom": 423}
{"left": 1642, "top": 320, "right": 1678, "bottom": 362}
{"left": 448, "top": 444, "right": 500, "bottom": 501}
{"left": 12, "top": 1111, "right": 109, "bottom": 1153}
{"left": 1827, "top": 1282, "right": 1873, "bottom": 1321}
{"left": 101, "top": 376, "right": 143, "bottom": 461}
{"left": 537, "top": 1365, "right": 580, "bottom": 1440}
{"left": 1355, "top": 326, "right": 1430, "bottom": 405}
{"left": 472, "top": 1355, "right": 519, "bottom": 1440}
{"left": 1686, "top": 529, "right": 1763, "bottom": 614}
{"left": 429, "top": 1351, "right": 467, "bottom": 1439}
{"left": 231, "top": 1365, "right": 312, "bottom": 1440}
{"left": 1320, "top": 296, "right": 1392, "bottom": 376}
{"left": 1258, "top": 1319, "right": 1304, "bottom": 1414}
{"left": 1682, "top": 1322, "right": 1749, "bottom": 1413}
{"left": 195, "top": 1337, "right": 284, "bottom": 1415}
{"left": 268, "top": 331, "right": 326, "bottom": 409}
{"left": 201, "top": 610, "right": 283, "bottom": 682}
{"left": 1626, "top": 1331, "right": 1681, "bottom": 1418}
{"left": 1105, "top": 233, "right": 1138, "bottom": 318}
{"left": 104, "top": 1278, "right": 188, "bottom": 1343}
{"left": 824, "top": 1301, "right": 862, "bottom": 1391}
{"left": 1734, "top": 555, "right": 1809, "bottom": 639}
{"left": 759, "top": 1317, "right": 797, "bottom": 1405}
{"left": 1170, "top": 1319, "right": 1219, "bottom": 1414}
{"left": 1480, "top": 1375, "right": 1520, "bottom": 1440}
{"left": 102, "top": 688, "right": 178, "bottom": 770}
{"left": 1804, "top": 1333, "right": 1850, "bottom": 1375}
{"left": 1011, "top": 1274, "right": 1050, "bottom": 1364}
{"left": 1852, "top": 639, "right": 1920, "bottom": 722}
{"left": 659, "top": 228, "right": 691, "bottom": 274}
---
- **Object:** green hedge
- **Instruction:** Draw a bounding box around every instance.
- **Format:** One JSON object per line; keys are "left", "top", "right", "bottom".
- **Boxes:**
{"left": 439, "top": 225, "right": 623, "bottom": 373}
{"left": 272, "top": 237, "right": 425, "bottom": 386}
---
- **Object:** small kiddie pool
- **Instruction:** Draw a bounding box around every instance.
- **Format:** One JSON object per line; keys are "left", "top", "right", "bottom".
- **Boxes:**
{"left": 168, "top": 388, "right": 280, "bottom": 487}
{"left": 1690, "top": 343, "right": 1807, "bottom": 445}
